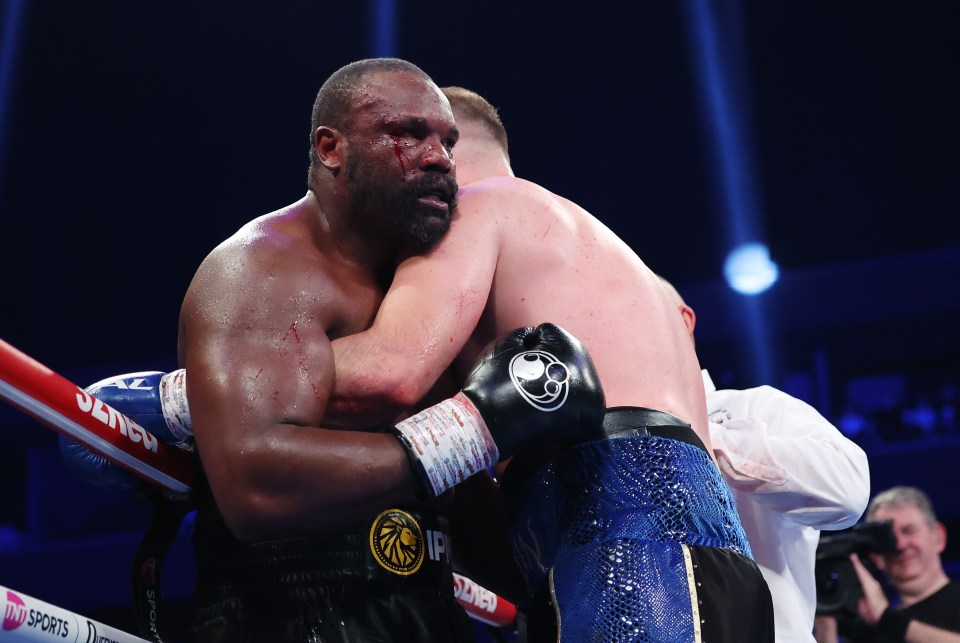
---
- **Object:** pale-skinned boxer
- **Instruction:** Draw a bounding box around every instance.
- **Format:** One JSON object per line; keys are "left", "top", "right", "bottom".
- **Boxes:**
{"left": 319, "top": 87, "right": 776, "bottom": 642}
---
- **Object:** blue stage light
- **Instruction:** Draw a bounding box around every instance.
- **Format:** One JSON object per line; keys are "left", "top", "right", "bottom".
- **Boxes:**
{"left": 724, "top": 242, "right": 779, "bottom": 295}
{"left": 370, "top": 0, "right": 396, "bottom": 57}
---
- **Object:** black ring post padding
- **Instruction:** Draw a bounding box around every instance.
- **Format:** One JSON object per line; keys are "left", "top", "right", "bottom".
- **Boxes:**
{"left": 131, "top": 487, "right": 196, "bottom": 643}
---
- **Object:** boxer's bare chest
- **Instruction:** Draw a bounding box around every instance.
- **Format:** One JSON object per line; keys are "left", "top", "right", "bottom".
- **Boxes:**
{"left": 305, "top": 261, "right": 386, "bottom": 341}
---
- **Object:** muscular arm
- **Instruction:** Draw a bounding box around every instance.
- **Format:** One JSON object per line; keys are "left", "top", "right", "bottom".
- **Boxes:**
{"left": 181, "top": 238, "right": 419, "bottom": 542}
{"left": 706, "top": 382, "right": 870, "bottom": 529}
{"left": 327, "top": 185, "right": 503, "bottom": 427}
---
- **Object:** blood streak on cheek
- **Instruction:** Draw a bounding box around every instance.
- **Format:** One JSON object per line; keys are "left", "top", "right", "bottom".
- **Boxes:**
{"left": 389, "top": 136, "right": 409, "bottom": 175}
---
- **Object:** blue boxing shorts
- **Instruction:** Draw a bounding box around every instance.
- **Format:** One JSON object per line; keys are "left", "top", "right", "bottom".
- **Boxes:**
{"left": 502, "top": 407, "right": 774, "bottom": 643}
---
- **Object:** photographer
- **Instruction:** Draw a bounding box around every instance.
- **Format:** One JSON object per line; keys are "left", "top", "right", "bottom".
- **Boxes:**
{"left": 815, "top": 486, "right": 960, "bottom": 642}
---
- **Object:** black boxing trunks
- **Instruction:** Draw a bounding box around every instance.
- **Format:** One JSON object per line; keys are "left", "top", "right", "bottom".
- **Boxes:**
{"left": 502, "top": 407, "right": 774, "bottom": 643}
{"left": 189, "top": 507, "right": 474, "bottom": 643}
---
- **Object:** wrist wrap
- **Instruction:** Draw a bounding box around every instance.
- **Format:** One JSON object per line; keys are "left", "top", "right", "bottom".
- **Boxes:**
{"left": 394, "top": 392, "right": 499, "bottom": 497}
{"left": 159, "top": 369, "right": 193, "bottom": 442}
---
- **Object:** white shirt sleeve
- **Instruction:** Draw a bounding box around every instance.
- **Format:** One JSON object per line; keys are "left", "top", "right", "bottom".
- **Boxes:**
{"left": 704, "top": 371, "right": 870, "bottom": 530}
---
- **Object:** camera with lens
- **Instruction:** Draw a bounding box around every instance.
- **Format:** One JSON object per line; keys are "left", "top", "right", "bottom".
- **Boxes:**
{"left": 815, "top": 520, "right": 896, "bottom": 615}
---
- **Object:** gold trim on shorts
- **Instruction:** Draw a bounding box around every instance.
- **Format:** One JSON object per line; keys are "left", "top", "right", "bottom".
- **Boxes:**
{"left": 548, "top": 567, "right": 561, "bottom": 643}
{"left": 682, "top": 544, "right": 703, "bottom": 643}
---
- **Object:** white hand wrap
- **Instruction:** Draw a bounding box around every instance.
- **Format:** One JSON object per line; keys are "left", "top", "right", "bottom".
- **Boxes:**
{"left": 159, "top": 369, "right": 193, "bottom": 442}
{"left": 394, "top": 392, "right": 500, "bottom": 497}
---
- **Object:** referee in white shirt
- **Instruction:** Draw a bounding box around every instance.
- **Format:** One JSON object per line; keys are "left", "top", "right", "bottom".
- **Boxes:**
{"left": 660, "top": 276, "right": 871, "bottom": 642}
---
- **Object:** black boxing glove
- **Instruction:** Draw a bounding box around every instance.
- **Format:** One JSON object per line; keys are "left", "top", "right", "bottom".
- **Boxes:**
{"left": 394, "top": 323, "right": 606, "bottom": 497}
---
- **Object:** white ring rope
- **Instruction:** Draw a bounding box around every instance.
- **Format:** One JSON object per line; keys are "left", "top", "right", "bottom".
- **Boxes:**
{"left": 0, "top": 584, "right": 149, "bottom": 642}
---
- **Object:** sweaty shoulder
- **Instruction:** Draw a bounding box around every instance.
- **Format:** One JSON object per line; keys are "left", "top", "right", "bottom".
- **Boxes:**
{"left": 180, "top": 199, "right": 329, "bottom": 334}
{"left": 457, "top": 176, "right": 564, "bottom": 220}
{"left": 456, "top": 175, "right": 615, "bottom": 259}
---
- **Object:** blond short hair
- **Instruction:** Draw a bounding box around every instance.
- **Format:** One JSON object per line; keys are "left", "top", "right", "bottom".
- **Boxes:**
{"left": 442, "top": 86, "right": 509, "bottom": 157}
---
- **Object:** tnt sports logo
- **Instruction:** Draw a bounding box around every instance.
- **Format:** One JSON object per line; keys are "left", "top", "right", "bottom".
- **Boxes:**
{"left": 370, "top": 509, "right": 425, "bottom": 575}
{"left": 3, "top": 591, "right": 26, "bottom": 631}
{"left": 508, "top": 350, "right": 570, "bottom": 411}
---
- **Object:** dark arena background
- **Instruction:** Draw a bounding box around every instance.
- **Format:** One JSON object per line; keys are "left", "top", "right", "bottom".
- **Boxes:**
{"left": 1, "top": 1, "right": 958, "bottom": 641}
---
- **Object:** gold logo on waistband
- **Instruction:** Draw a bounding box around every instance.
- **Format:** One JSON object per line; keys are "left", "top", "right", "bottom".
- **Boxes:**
{"left": 369, "top": 508, "right": 424, "bottom": 575}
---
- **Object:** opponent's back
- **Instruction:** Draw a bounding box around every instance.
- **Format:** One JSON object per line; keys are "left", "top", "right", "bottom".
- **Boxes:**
{"left": 452, "top": 176, "right": 709, "bottom": 445}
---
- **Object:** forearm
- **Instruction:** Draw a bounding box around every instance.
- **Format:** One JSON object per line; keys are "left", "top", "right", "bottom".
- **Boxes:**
{"left": 848, "top": 554, "right": 960, "bottom": 643}
{"left": 871, "top": 607, "right": 960, "bottom": 643}
{"left": 327, "top": 241, "right": 493, "bottom": 428}
{"left": 327, "top": 338, "right": 434, "bottom": 427}
{"left": 199, "top": 424, "right": 421, "bottom": 541}
{"left": 905, "top": 619, "right": 960, "bottom": 642}
{"left": 327, "top": 335, "right": 455, "bottom": 428}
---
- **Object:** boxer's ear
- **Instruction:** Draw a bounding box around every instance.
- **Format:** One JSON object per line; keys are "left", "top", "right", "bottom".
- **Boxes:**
{"left": 679, "top": 304, "right": 696, "bottom": 335}
{"left": 314, "top": 126, "right": 343, "bottom": 170}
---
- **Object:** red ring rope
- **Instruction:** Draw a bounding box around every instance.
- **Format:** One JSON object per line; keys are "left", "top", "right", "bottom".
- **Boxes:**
{"left": 0, "top": 337, "right": 518, "bottom": 628}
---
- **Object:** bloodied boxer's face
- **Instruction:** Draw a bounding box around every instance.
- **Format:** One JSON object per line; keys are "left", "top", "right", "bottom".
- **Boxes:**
{"left": 342, "top": 70, "right": 459, "bottom": 252}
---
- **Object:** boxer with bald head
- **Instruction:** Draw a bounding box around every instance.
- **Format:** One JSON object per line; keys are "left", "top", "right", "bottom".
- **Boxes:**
{"left": 57, "top": 61, "right": 597, "bottom": 643}
{"left": 177, "top": 58, "right": 466, "bottom": 643}
{"left": 327, "top": 87, "right": 775, "bottom": 641}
